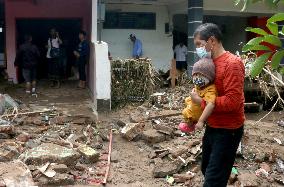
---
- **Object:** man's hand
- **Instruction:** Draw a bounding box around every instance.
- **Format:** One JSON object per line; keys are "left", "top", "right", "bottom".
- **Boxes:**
{"left": 73, "top": 51, "right": 80, "bottom": 58}
{"left": 195, "top": 121, "right": 204, "bottom": 131}
{"left": 190, "top": 88, "right": 202, "bottom": 104}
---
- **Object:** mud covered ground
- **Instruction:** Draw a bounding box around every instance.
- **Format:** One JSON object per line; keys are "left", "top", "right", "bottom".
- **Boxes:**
{"left": 0, "top": 81, "right": 283, "bottom": 187}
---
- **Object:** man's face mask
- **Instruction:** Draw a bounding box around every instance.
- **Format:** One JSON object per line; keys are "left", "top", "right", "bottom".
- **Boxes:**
{"left": 196, "top": 46, "right": 211, "bottom": 59}
{"left": 193, "top": 74, "right": 210, "bottom": 88}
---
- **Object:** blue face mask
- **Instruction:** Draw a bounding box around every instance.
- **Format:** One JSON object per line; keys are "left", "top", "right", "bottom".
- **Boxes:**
{"left": 193, "top": 75, "right": 210, "bottom": 88}
{"left": 196, "top": 46, "right": 211, "bottom": 59}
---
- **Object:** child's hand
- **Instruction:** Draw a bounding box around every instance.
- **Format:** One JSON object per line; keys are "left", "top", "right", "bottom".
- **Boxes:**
{"left": 190, "top": 88, "right": 202, "bottom": 104}
{"left": 195, "top": 121, "right": 204, "bottom": 131}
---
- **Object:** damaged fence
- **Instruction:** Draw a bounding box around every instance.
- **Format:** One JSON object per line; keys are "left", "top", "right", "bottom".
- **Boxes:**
{"left": 111, "top": 58, "right": 161, "bottom": 108}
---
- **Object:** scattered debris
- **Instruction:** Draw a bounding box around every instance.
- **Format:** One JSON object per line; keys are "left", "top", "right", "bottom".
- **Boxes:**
{"left": 111, "top": 58, "right": 161, "bottom": 108}
{"left": 277, "top": 120, "right": 284, "bottom": 128}
{"left": 166, "top": 175, "right": 175, "bottom": 185}
{"left": 274, "top": 137, "right": 282, "bottom": 145}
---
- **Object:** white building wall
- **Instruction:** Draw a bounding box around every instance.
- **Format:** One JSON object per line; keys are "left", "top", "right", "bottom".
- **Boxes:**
{"left": 102, "top": 4, "right": 173, "bottom": 71}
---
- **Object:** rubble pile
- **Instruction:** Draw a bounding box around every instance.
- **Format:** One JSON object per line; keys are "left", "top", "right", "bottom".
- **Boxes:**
{"left": 115, "top": 86, "right": 284, "bottom": 186}
{"left": 0, "top": 95, "right": 111, "bottom": 186}
{"left": 111, "top": 58, "right": 161, "bottom": 108}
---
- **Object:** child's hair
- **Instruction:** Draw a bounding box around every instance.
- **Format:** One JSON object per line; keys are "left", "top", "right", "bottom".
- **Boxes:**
{"left": 192, "top": 58, "right": 215, "bottom": 82}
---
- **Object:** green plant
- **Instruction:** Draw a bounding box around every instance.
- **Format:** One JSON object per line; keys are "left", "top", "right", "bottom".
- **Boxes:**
{"left": 235, "top": 0, "right": 284, "bottom": 11}
{"left": 241, "top": 13, "right": 284, "bottom": 77}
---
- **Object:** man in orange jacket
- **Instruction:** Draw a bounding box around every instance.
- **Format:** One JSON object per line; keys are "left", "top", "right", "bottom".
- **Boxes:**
{"left": 190, "top": 23, "right": 245, "bottom": 187}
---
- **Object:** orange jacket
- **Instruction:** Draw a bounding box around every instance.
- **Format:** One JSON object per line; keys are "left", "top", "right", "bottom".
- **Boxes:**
{"left": 182, "top": 84, "right": 217, "bottom": 123}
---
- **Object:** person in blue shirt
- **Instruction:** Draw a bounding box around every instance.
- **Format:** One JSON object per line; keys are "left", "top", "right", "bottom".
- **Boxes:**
{"left": 74, "top": 30, "right": 90, "bottom": 89}
{"left": 129, "top": 34, "right": 143, "bottom": 59}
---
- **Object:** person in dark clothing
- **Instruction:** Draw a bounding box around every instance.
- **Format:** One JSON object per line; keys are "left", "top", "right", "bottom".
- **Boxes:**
{"left": 74, "top": 30, "right": 89, "bottom": 89}
{"left": 14, "top": 35, "right": 40, "bottom": 94}
{"left": 46, "top": 28, "right": 63, "bottom": 88}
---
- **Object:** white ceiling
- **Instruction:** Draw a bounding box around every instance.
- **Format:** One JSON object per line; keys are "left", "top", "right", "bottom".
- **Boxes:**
{"left": 104, "top": 0, "right": 187, "bottom": 5}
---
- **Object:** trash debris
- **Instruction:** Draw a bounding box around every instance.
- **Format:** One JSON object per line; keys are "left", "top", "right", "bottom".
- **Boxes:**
{"left": 166, "top": 175, "right": 175, "bottom": 185}
{"left": 277, "top": 120, "right": 284, "bottom": 128}
{"left": 37, "top": 162, "right": 56, "bottom": 178}
{"left": 232, "top": 167, "right": 238, "bottom": 175}
{"left": 237, "top": 142, "right": 242, "bottom": 155}
{"left": 274, "top": 137, "right": 282, "bottom": 145}
{"left": 276, "top": 159, "right": 284, "bottom": 173}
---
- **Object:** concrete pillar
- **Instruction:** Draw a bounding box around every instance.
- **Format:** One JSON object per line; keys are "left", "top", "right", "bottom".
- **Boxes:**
{"left": 187, "top": 0, "right": 203, "bottom": 74}
{"left": 90, "top": 0, "right": 111, "bottom": 112}
{"left": 94, "top": 42, "right": 111, "bottom": 112}
{"left": 91, "top": 0, "right": 97, "bottom": 43}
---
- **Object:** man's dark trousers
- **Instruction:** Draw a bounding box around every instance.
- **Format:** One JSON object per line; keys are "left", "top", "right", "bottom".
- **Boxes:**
{"left": 202, "top": 125, "right": 243, "bottom": 187}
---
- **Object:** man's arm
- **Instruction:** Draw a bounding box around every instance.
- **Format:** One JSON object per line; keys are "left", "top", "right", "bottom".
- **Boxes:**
{"left": 202, "top": 59, "right": 245, "bottom": 113}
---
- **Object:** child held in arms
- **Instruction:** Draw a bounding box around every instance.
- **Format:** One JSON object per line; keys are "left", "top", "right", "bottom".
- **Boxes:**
{"left": 179, "top": 58, "right": 217, "bottom": 133}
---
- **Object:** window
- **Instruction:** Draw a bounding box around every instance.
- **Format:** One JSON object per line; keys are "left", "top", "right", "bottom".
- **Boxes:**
{"left": 103, "top": 12, "right": 156, "bottom": 30}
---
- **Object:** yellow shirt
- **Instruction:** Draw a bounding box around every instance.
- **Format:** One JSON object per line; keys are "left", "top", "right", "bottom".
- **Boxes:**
{"left": 182, "top": 84, "right": 217, "bottom": 123}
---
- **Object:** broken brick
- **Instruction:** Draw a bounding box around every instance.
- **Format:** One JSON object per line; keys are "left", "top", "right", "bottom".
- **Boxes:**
{"left": 50, "top": 163, "right": 69, "bottom": 173}
{"left": 142, "top": 129, "right": 166, "bottom": 144}
{"left": 121, "top": 123, "right": 144, "bottom": 141}
{"left": 130, "top": 111, "right": 148, "bottom": 123}
{"left": 77, "top": 144, "right": 99, "bottom": 163}
{"left": 153, "top": 123, "right": 174, "bottom": 135}
{"left": 237, "top": 171, "right": 260, "bottom": 187}
{"left": 149, "top": 110, "right": 181, "bottom": 120}
{"left": 173, "top": 173, "right": 195, "bottom": 183}
{"left": 72, "top": 117, "right": 88, "bottom": 124}
{"left": 20, "top": 143, "right": 80, "bottom": 166}
{"left": 0, "top": 146, "right": 20, "bottom": 162}
{"left": 50, "top": 116, "right": 70, "bottom": 125}
{"left": 0, "top": 122, "right": 15, "bottom": 134}
{"left": 75, "top": 163, "right": 87, "bottom": 171}
{"left": 37, "top": 173, "right": 74, "bottom": 185}
{"left": 116, "top": 120, "right": 127, "bottom": 127}
{"left": 153, "top": 159, "right": 183, "bottom": 178}
{"left": 16, "top": 132, "right": 30, "bottom": 142}
{"left": 0, "top": 160, "right": 35, "bottom": 186}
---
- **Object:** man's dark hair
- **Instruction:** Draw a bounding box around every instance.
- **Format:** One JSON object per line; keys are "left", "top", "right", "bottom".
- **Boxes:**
{"left": 24, "top": 34, "right": 32, "bottom": 42}
{"left": 79, "top": 30, "right": 87, "bottom": 37}
{"left": 194, "top": 23, "right": 223, "bottom": 42}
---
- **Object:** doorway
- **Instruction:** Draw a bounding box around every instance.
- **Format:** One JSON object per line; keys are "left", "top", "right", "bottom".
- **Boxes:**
{"left": 16, "top": 19, "right": 82, "bottom": 82}
{"left": 172, "top": 14, "right": 188, "bottom": 50}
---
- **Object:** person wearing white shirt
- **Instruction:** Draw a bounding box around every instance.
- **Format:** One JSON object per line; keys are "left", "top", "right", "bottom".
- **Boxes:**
{"left": 174, "top": 42, "right": 188, "bottom": 71}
